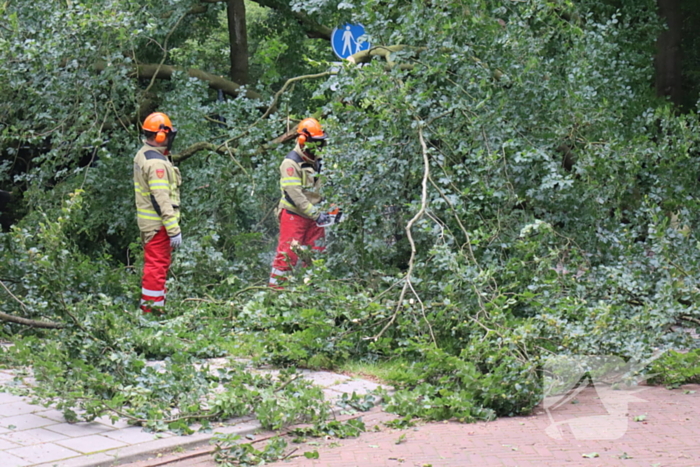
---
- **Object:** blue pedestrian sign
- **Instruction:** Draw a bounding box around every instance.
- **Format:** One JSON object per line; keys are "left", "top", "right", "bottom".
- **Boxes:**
{"left": 331, "top": 23, "right": 370, "bottom": 60}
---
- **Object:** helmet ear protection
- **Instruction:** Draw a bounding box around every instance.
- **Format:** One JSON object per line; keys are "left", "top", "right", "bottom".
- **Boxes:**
{"left": 155, "top": 124, "right": 168, "bottom": 144}
{"left": 298, "top": 129, "right": 311, "bottom": 146}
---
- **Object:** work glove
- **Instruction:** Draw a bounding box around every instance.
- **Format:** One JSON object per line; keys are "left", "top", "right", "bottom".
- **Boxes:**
{"left": 316, "top": 212, "right": 332, "bottom": 227}
{"left": 170, "top": 233, "right": 182, "bottom": 250}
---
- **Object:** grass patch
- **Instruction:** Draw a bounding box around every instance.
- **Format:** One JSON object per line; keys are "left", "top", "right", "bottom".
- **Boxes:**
{"left": 337, "top": 359, "right": 418, "bottom": 386}
{"left": 219, "top": 332, "right": 267, "bottom": 360}
{"left": 649, "top": 349, "right": 700, "bottom": 389}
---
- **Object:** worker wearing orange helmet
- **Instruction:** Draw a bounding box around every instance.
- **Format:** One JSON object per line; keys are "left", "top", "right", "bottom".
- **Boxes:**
{"left": 269, "top": 118, "right": 338, "bottom": 289}
{"left": 133, "top": 112, "right": 182, "bottom": 312}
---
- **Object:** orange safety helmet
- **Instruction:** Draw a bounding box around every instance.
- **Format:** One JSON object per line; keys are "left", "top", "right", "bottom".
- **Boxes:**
{"left": 297, "top": 118, "right": 327, "bottom": 146}
{"left": 142, "top": 112, "right": 174, "bottom": 145}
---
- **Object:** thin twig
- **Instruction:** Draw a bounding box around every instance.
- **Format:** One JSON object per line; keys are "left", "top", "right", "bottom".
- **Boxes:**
{"left": 407, "top": 279, "right": 436, "bottom": 344}
{"left": 180, "top": 298, "right": 220, "bottom": 304}
{"left": 214, "top": 71, "right": 336, "bottom": 152}
{"left": 55, "top": 291, "right": 89, "bottom": 334}
{"left": 426, "top": 174, "right": 491, "bottom": 317}
{"left": 107, "top": 406, "right": 222, "bottom": 425}
{"left": 0, "top": 279, "right": 30, "bottom": 312}
{"left": 81, "top": 106, "right": 108, "bottom": 190}
{"left": 232, "top": 285, "right": 275, "bottom": 297}
{"left": 281, "top": 447, "right": 299, "bottom": 460}
{"left": 139, "top": 410, "right": 372, "bottom": 467}
{"left": 224, "top": 141, "right": 255, "bottom": 195}
{"left": 680, "top": 315, "right": 700, "bottom": 326}
{"left": 0, "top": 281, "right": 64, "bottom": 328}
{"left": 370, "top": 279, "right": 402, "bottom": 303}
{"left": 253, "top": 204, "right": 278, "bottom": 230}
{"left": 260, "top": 72, "right": 334, "bottom": 122}
{"left": 372, "top": 124, "right": 432, "bottom": 343}
{"left": 427, "top": 175, "right": 481, "bottom": 270}
{"left": 142, "top": 12, "right": 188, "bottom": 99}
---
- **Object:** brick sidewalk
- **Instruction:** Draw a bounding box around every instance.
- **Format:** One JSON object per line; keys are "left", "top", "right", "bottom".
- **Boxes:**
{"left": 125, "top": 383, "right": 700, "bottom": 467}
{"left": 258, "top": 384, "right": 700, "bottom": 467}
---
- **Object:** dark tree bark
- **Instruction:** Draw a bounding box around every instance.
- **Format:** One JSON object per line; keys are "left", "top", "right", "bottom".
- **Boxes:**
{"left": 656, "top": 0, "right": 683, "bottom": 105}
{"left": 227, "top": 0, "right": 249, "bottom": 85}
{"left": 0, "top": 190, "right": 10, "bottom": 212}
{"left": 0, "top": 189, "right": 11, "bottom": 230}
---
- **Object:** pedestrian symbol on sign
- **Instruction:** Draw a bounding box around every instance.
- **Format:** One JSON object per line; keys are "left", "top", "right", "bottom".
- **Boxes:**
{"left": 331, "top": 24, "right": 370, "bottom": 60}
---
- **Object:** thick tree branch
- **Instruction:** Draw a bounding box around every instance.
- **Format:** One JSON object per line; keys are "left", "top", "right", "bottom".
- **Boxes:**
{"left": 134, "top": 64, "right": 263, "bottom": 100}
{"left": 174, "top": 129, "right": 297, "bottom": 164}
{"left": 172, "top": 142, "right": 219, "bottom": 163}
{"left": 348, "top": 44, "right": 504, "bottom": 79}
{"left": 254, "top": 128, "right": 297, "bottom": 155}
{"left": 0, "top": 312, "right": 63, "bottom": 329}
{"left": 259, "top": 71, "right": 334, "bottom": 121}
{"left": 94, "top": 61, "right": 262, "bottom": 100}
{"left": 0, "top": 280, "right": 63, "bottom": 329}
{"left": 348, "top": 45, "right": 426, "bottom": 66}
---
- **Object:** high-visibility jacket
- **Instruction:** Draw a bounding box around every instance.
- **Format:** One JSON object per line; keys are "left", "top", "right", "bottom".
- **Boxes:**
{"left": 133, "top": 144, "right": 182, "bottom": 242}
{"left": 277, "top": 144, "right": 322, "bottom": 220}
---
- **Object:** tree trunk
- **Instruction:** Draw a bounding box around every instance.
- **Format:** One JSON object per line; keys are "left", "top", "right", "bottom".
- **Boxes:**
{"left": 655, "top": 0, "right": 683, "bottom": 105}
{"left": 227, "top": 0, "right": 249, "bottom": 85}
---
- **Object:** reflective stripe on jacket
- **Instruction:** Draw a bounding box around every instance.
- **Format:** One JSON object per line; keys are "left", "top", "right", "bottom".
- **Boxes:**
{"left": 133, "top": 144, "right": 182, "bottom": 238}
{"left": 277, "top": 145, "right": 322, "bottom": 220}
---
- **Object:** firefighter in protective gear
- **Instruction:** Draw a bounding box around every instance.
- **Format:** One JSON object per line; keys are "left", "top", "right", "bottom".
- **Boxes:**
{"left": 269, "top": 118, "right": 329, "bottom": 289}
{"left": 133, "top": 112, "right": 182, "bottom": 312}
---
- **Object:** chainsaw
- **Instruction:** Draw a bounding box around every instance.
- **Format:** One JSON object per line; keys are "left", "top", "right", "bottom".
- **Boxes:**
{"left": 316, "top": 205, "right": 344, "bottom": 227}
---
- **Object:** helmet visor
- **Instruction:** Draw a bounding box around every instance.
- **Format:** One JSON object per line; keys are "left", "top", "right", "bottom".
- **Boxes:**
{"left": 304, "top": 138, "right": 326, "bottom": 156}
{"left": 306, "top": 137, "right": 326, "bottom": 147}
{"left": 166, "top": 127, "right": 178, "bottom": 152}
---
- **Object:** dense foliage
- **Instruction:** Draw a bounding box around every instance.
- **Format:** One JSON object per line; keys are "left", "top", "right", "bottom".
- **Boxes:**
{"left": 1, "top": 0, "right": 700, "bottom": 432}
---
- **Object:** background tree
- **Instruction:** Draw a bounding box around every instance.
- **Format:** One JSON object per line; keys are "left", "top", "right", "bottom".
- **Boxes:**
{"left": 227, "top": 0, "right": 249, "bottom": 84}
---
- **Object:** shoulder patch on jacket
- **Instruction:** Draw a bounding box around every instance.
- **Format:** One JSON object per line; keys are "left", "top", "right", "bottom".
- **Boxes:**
{"left": 285, "top": 151, "right": 304, "bottom": 164}
{"left": 145, "top": 150, "right": 167, "bottom": 161}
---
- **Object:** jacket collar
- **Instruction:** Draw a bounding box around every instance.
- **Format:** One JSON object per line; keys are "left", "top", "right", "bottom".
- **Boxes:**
{"left": 142, "top": 143, "right": 169, "bottom": 157}
{"left": 294, "top": 143, "right": 318, "bottom": 165}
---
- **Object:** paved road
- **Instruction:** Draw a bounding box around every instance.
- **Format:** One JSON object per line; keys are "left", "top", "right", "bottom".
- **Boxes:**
{"left": 126, "top": 383, "right": 700, "bottom": 467}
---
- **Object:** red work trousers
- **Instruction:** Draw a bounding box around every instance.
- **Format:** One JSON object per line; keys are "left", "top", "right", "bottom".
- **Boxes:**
{"left": 140, "top": 226, "right": 171, "bottom": 312}
{"left": 269, "top": 210, "right": 325, "bottom": 288}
